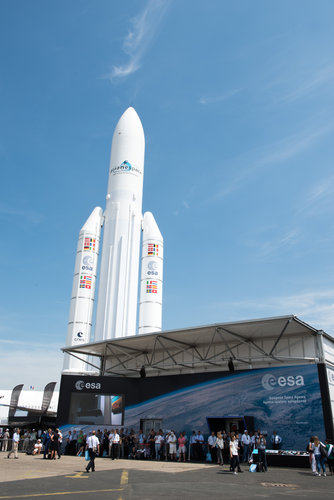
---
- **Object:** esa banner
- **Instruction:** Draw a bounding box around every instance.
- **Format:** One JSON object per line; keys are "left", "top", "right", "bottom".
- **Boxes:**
{"left": 124, "top": 364, "right": 324, "bottom": 449}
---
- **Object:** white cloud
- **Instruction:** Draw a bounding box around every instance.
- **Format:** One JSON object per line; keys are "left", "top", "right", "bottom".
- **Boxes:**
{"left": 298, "top": 175, "right": 334, "bottom": 217}
{"left": 0, "top": 204, "right": 44, "bottom": 225}
{"left": 280, "top": 63, "right": 334, "bottom": 103}
{"left": 108, "top": 0, "right": 170, "bottom": 82}
{"left": 211, "top": 289, "right": 334, "bottom": 336}
{"left": 0, "top": 338, "right": 60, "bottom": 349}
{"left": 211, "top": 124, "right": 332, "bottom": 201}
{"left": 198, "top": 89, "right": 241, "bottom": 105}
{"left": 253, "top": 229, "right": 301, "bottom": 258}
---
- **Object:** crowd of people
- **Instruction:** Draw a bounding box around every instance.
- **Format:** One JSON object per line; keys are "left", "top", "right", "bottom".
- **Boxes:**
{"left": 64, "top": 428, "right": 265, "bottom": 464}
{"left": 1, "top": 426, "right": 273, "bottom": 465}
{"left": 307, "top": 436, "right": 334, "bottom": 476}
{"left": 1, "top": 426, "right": 333, "bottom": 476}
{"left": 1, "top": 428, "right": 63, "bottom": 459}
{"left": 76, "top": 427, "right": 271, "bottom": 473}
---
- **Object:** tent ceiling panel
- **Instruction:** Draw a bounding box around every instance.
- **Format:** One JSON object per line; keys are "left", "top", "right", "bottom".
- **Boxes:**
{"left": 62, "top": 316, "right": 328, "bottom": 377}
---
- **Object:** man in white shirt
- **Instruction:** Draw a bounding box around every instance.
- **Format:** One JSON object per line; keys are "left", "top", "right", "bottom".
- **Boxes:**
{"left": 207, "top": 432, "right": 217, "bottom": 463}
{"left": 167, "top": 431, "right": 177, "bottom": 460}
{"left": 241, "top": 430, "right": 251, "bottom": 463}
{"left": 111, "top": 429, "right": 120, "bottom": 459}
{"left": 271, "top": 431, "right": 282, "bottom": 450}
{"left": 85, "top": 431, "right": 100, "bottom": 472}
{"left": 195, "top": 431, "right": 204, "bottom": 461}
{"left": 7, "top": 428, "right": 20, "bottom": 459}
{"left": 154, "top": 431, "right": 164, "bottom": 460}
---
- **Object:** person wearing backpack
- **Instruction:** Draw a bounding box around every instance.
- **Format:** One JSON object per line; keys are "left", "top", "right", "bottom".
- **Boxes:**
{"left": 325, "top": 438, "right": 334, "bottom": 475}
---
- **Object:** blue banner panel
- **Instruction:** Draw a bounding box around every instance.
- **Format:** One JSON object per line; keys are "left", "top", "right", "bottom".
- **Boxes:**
{"left": 124, "top": 365, "right": 324, "bottom": 449}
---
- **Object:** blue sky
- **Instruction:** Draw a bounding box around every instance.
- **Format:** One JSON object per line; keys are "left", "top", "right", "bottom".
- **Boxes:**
{"left": 1, "top": 0, "right": 334, "bottom": 390}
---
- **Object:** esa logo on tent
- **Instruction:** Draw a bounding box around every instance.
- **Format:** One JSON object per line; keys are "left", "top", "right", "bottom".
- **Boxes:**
{"left": 75, "top": 380, "right": 101, "bottom": 391}
{"left": 261, "top": 373, "right": 304, "bottom": 391}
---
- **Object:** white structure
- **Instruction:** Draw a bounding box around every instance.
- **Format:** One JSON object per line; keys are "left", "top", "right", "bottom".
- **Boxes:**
{"left": 95, "top": 107, "right": 145, "bottom": 341}
{"left": 63, "top": 208, "right": 103, "bottom": 373}
{"left": 63, "top": 107, "right": 163, "bottom": 373}
{"left": 0, "top": 388, "right": 59, "bottom": 426}
{"left": 139, "top": 212, "right": 163, "bottom": 334}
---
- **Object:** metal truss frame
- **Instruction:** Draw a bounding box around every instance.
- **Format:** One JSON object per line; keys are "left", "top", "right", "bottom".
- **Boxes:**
{"left": 62, "top": 316, "right": 320, "bottom": 377}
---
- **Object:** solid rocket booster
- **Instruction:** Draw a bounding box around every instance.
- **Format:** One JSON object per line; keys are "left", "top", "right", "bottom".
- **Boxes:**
{"left": 63, "top": 206, "right": 103, "bottom": 373}
{"left": 94, "top": 107, "right": 145, "bottom": 340}
{"left": 138, "top": 212, "right": 163, "bottom": 334}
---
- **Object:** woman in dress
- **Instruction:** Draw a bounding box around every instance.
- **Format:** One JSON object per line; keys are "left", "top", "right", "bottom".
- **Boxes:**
{"left": 50, "top": 430, "right": 58, "bottom": 460}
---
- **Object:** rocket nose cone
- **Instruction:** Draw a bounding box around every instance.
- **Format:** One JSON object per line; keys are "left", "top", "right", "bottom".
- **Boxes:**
{"left": 115, "top": 107, "right": 144, "bottom": 138}
{"left": 122, "top": 106, "right": 140, "bottom": 121}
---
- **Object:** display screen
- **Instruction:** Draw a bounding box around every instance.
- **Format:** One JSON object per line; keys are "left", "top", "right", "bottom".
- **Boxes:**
{"left": 68, "top": 393, "right": 124, "bottom": 425}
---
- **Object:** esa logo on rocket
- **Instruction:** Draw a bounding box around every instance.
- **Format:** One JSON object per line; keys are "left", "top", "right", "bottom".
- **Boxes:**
{"left": 82, "top": 255, "right": 93, "bottom": 272}
{"left": 147, "top": 261, "right": 158, "bottom": 276}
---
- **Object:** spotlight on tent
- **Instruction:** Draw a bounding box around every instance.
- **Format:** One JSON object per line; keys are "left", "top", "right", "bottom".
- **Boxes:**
{"left": 140, "top": 366, "right": 146, "bottom": 378}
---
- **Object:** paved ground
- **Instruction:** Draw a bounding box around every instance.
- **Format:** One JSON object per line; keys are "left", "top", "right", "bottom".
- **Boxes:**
{"left": 0, "top": 452, "right": 333, "bottom": 499}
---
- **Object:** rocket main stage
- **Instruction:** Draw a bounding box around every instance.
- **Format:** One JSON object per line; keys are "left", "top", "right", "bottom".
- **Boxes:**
{"left": 63, "top": 108, "right": 163, "bottom": 374}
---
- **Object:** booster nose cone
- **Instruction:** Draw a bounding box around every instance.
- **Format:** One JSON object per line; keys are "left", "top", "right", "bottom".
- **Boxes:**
{"left": 80, "top": 207, "right": 103, "bottom": 234}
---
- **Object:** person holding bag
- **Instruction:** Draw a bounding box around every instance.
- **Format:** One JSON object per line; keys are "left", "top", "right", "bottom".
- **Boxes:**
{"left": 85, "top": 430, "right": 100, "bottom": 473}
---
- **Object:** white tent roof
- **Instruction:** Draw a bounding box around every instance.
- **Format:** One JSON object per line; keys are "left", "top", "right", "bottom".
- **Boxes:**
{"left": 62, "top": 315, "right": 330, "bottom": 377}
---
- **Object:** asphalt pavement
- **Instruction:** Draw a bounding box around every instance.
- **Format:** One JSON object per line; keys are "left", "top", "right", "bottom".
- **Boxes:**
{"left": 0, "top": 452, "right": 333, "bottom": 499}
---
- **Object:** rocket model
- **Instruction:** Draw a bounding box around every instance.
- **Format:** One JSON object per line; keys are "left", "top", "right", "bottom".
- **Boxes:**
{"left": 63, "top": 107, "right": 163, "bottom": 373}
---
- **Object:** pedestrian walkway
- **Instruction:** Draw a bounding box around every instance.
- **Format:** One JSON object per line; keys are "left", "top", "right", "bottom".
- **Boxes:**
{"left": 0, "top": 452, "right": 214, "bottom": 483}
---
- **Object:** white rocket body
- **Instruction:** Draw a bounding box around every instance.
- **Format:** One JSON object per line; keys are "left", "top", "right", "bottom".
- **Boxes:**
{"left": 94, "top": 107, "right": 145, "bottom": 341}
{"left": 63, "top": 207, "right": 103, "bottom": 373}
{"left": 63, "top": 107, "right": 163, "bottom": 373}
{"left": 139, "top": 212, "right": 163, "bottom": 334}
